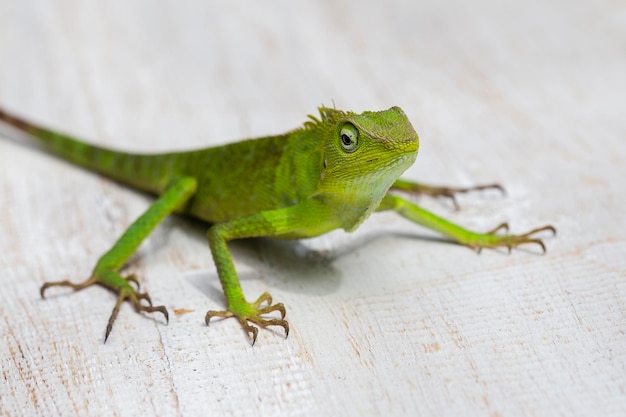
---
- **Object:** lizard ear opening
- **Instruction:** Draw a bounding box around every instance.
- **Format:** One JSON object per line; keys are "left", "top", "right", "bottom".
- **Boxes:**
{"left": 339, "top": 123, "right": 359, "bottom": 153}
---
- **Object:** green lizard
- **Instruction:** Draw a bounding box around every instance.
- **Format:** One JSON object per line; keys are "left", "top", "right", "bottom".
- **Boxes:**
{"left": 0, "top": 105, "right": 555, "bottom": 344}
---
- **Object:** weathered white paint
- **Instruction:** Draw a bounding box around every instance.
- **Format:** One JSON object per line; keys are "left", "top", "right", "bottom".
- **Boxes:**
{"left": 1, "top": 1, "right": 625, "bottom": 416}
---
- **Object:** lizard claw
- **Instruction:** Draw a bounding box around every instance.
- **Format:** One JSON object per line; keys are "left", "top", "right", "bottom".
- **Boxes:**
{"left": 40, "top": 276, "right": 99, "bottom": 299}
{"left": 40, "top": 271, "right": 168, "bottom": 343}
{"left": 205, "top": 291, "right": 289, "bottom": 345}
{"left": 104, "top": 288, "right": 168, "bottom": 342}
{"left": 472, "top": 224, "right": 556, "bottom": 253}
{"left": 486, "top": 222, "right": 509, "bottom": 235}
{"left": 394, "top": 181, "right": 505, "bottom": 210}
{"left": 432, "top": 183, "right": 505, "bottom": 210}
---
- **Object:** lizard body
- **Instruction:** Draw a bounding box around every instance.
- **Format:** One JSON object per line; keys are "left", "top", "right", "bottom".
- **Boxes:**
{"left": 0, "top": 105, "right": 554, "bottom": 344}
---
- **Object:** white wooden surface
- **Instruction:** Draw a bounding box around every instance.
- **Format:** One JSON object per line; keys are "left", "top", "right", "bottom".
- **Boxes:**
{"left": 1, "top": 1, "right": 625, "bottom": 416}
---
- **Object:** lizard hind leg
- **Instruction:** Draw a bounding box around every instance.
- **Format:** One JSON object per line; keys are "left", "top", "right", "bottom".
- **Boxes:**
{"left": 391, "top": 179, "right": 505, "bottom": 210}
{"left": 40, "top": 270, "right": 168, "bottom": 342}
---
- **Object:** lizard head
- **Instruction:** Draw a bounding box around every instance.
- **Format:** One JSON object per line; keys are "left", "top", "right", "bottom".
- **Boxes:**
{"left": 306, "top": 106, "right": 419, "bottom": 231}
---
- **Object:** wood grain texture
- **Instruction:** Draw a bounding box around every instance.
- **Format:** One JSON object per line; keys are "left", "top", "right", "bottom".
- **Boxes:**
{"left": 1, "top": 0, "right": 625, "bottom": 416}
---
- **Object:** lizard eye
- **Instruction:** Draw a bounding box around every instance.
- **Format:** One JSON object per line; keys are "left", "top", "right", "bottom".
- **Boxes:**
{"left": 339, "top": 123, "right": 359, "bottom": 153}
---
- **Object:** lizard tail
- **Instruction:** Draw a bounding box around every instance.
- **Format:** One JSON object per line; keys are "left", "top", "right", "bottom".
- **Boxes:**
{"left": 0, "top": 105, "right": 170, "bottom": 194}
{"left": 0, "top": 106, "right": 34, "bottom": 132}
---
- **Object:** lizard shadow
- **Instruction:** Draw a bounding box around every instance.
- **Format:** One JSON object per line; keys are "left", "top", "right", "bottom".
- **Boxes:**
{"left": 170, "top": 216, "right": 459, "bottom": 303}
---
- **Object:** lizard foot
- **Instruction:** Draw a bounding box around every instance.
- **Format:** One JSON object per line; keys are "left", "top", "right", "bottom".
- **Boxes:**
{"left": 205, "top": 292, "right": 289, "bottom": 345}
{"left": 394, "top": 181, "right": 505, "bottom": 210}
{"left": 40, "top": 272, "right": 168, "bottom": 342}
{"left": 468, "top": 224, "right": 557, "bottom": 253}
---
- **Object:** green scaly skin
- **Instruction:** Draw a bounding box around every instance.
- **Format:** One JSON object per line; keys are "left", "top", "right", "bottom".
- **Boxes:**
{"left": 0, "top": 105, "right": 555, "bottom": 344}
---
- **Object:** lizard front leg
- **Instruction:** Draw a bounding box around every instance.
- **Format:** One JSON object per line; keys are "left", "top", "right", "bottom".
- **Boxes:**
{"left": 41, "top": 177, "right": 198, "bottom": 342}
{"left": 204, "top": 201, "right": 332, "bottom": 345}
{"left": 378, "top": 194, "right": 555, "bottom": 252}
